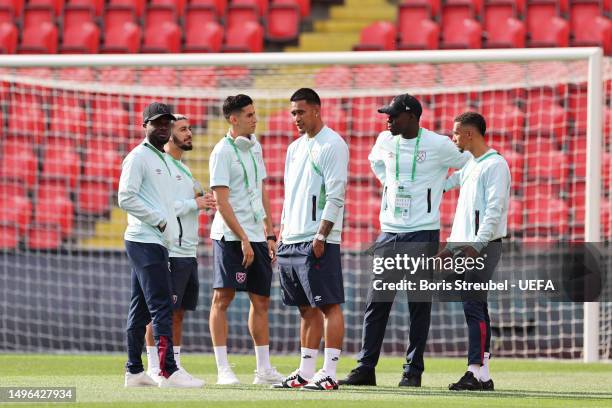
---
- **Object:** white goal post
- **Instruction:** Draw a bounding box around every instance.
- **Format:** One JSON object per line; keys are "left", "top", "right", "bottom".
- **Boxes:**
{"left": 0, "top": 48, "right": 607, "bottom": 361}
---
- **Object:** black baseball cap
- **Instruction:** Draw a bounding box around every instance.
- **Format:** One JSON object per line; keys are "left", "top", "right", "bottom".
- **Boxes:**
{"left": 142, "top": 102, "right": 176, "bottom": 124}
{"left": 378, "top": 94, "right": 422, "bottom": 118}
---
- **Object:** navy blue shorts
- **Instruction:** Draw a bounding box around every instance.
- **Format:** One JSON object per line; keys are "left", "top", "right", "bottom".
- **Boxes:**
{"left": 169, "top": 257, "right": 199, "bottom": 311}
{"left": 212, "top": 239, "right": 273, "bottom": 297}
{"left": 277, "top": 242, "right": 344, "bottom": 307}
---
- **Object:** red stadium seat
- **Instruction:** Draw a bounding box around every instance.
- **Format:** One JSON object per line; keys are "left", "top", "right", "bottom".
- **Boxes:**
{"left": 265, "top": 109, "right": 294, "bottom": 136}
{"left": 526, "top": 196, "right": 569, "bottom": 236}
{"left": 314, "top": 65, "right": 352, "bottom": 89}
{"left": 0, "top": 21, "right": 16, "bottom": 53}
{"left": 222, "top": 21, "right": 263, "bottom": 52}
{"left": 401, "top": 0, "right": 441, "bottom": 18}
{"left": 18, "top": 7, "right": 57, "bottom": 53}
{"left": 350, "top": 97, "right": 387, "bottom": 137}
{"left": 525, "top": 92, "right": 567, "bottom": 137}
{"left": 185, "top": 4, "right": 217, "bottom": 26}
{"left": 0, "top": 142, "right": 37, "bottom": 189}
{"left": 82, "top": 148, "right": 122, "bottom": 187}
{"left": 354, "top": 21, "right": 396, "bottom": 51}
{"left": 60, "top": 6, "right": 99, "bottom": 53}
{"left": 266, "top": 1, "right": 300, "bottom": 42}
{"left": 190, "top": 0, "right": 226, "bottom": 17}
{"left": 440, "top": 4, "right": 482, "bottom": 48}
{"left": 101, "top": 7, "right": 141, "bottom": 53}
{"left": 507, "top": 198, "right": 523, "bottom": 233}
{"left": 480, "top": 92, "right": 525, "bottom": 139}
{"left": 41, "top": 144, "right": 80, "bottom": 189}
{"left": 483, "top": 2, "right": 525, "bottom": 48}
{"left": 109, "top": 0, "right": 145, "bottom": 17}
{"left": 569, "top": 2, "right": 611, "bottom": 54}
{"left": 226, "top": 0, "right": 258, "bottom": 29}
{"left": 0, "top": 7, "right": 11, "bottom": 23}
{"left": 526, "top": 150, "right": 569, "bottom": 185}
{"left": 446, "top": 0, "right": 483, "bottom": 16}
{"left": 321, "top": 100, "right": 348, "bottom": 136}
{"left": 347, "top": 136, "right": 376, "bottom": 176}
{"left": 47, "top": 103, "right": 87, "bottom": 142}
{"left": 67, "top": 0, "right": 103, "bottom": 16}
{"left": 0, "top": 190, "right": 32, "bottom": 235}
{"left": 398, "top": 18, "right": 439, "bottom": 50}
{"left": 141, "top": 6, "right": 180, "bottom": 53}
{"left": 441, "top": 188, "right": 459, "bottom": 227}
{"left": 184, "top": 20, "right": 223, "bottom": 52}
{"left": 526, "top": 1, "right": 569, "bottom": 47}
{"left": 260, "top": 135, "right": 289, "bottom": 179}
{"left": 8, "top": 101, "right": 45, "bottom": 141}
{"left": 91, "top": 97, "right": 130, "bottom": 138}
{"left": 434, "top": 93, "right": 474, "bottom": 134}
{"left": 97, "top": 67, "right": 137, "bottom": 85}
{"left": 503, "top": 150, "right": 524, "bottom": 187}
{"left": 177, "top": 67, "right": 218, "bottom": 88}
{"left": 344, "top": 181, "right": 380, "bottom": 227}
{"left": 395, "top": 64, "right": 437, "bottom": 89}
{"left": 232, "top": 0, "right": 266, "bottom": 16}
{"left": 26, "top": 225, "right": 63, "bottom": 249}
{"left": 34, "top": 194, "right": 74, "bottom": 238}
{"left": 29, "top": 0, "right": 63, "bottom": 15}
{"left": 139, "top": 67, "right": 179, "bottom": 87}
{"left": 276, "top": 0, "right": 309, "bottom": 17}
{"left": 77, "top": 179, "right": 113, "bottom": 214}
{"left": 0, "top": 0, "right": 23, "bottom": 17}
{"left": 151, "top": 0, "right": 186, "bottom": 16}
{"left": 353, "top": 64, "right": 393, "bottom": 89}
{"left": 342, "top": 226, "right": 377, "bottom": 252}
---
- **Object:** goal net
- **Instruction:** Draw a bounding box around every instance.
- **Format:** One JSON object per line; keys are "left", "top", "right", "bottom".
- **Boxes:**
{"left": 0, "top": 50, "right": 610, "bottom": 361}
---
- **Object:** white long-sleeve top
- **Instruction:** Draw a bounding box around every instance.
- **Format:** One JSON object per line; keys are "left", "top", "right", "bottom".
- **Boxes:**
{"left": 118, "top": 140, "right": 179, "bottom": 248}
{"left": 445, "top": 149, "right": 511, "bottom": 252}
{"left": 369, "top": 129, "right": 469, "bottom": 233}
{"left": 281, "top": 126, "right": 349, "bottom": 244}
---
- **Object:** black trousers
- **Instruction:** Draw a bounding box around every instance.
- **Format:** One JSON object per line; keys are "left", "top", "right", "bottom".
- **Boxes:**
{"left": 356, "top": 230, "right": 439, "bottom": 375}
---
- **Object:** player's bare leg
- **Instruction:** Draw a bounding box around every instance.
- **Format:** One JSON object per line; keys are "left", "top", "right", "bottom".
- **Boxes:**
{"left": 210, "top": 288, "right": 239, "bottom": 384}
{"left": 249, "top": 293, "right": 283, "bottom": 384}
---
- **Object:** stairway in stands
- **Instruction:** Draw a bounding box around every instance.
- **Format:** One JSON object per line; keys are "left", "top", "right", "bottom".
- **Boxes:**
{"left": 286, "top": 0, "right": 396, "bottom": 52}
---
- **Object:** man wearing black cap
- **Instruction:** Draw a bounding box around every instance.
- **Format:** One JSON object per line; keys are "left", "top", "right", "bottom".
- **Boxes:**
{"left": 118, "top": 102, "right": 203, "bottom": 388}
{"left": 339, "top": 94, "right": 469, "bottom": 387}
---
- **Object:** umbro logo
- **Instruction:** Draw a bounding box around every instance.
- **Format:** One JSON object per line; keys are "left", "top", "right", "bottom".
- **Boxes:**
{"left": 155, "top": 168, "right": 162, "bottom": 174}
{"left": 302, "top": 355, "right": 312, "bottom": 359}
{"left": 332, "top": 357, "right": 339, "bottom": 361}
{"left": 176, "top": 175, "right": 182, "bottom": 181}
{"left": 314, "top": 295, "right": 322, "bottom": 302}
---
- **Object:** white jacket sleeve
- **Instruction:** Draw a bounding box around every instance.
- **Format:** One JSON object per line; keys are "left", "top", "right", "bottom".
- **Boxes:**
{"left": 174, "top": 198, "right": 198, "bottom": 217}
{"left": 118, "top": 153, "right": 165, "bottom": 226}
{"left": 473, "top": 162, "right": 511, "bottom": 252}
{"left": 320, "top": 142, "right": 348, "bottom": 223}
{"left": 444, "top": 170, "right": 462, "bottom": 192}
{"left": 368, "top": 136, "right": 387, "bottom": 185}
{"left": 439, "top": 136, "right": 471, "bottom": 169}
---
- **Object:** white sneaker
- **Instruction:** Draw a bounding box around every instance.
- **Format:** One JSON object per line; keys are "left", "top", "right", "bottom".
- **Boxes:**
{"left": 216, "top": 365, "right": 240, "bottom": 385}
{"left": 146, "top": 369, "right": 164, "bottom": 385}
{"left": 125, "top": 371, "right": 158, "bottom": 387}
{"left": 178, "top": 367, "right": 205, "bottom": 385}
{"left": 253, "top": 367, "right": 284, "bottom": 385}
{"left": 159, "top": 369, "right": 205, "bottom": 388}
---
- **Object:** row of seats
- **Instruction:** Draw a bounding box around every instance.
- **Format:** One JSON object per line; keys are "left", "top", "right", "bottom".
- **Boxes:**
{"left": 0, "top": 2, "right": 294, "bottom": 53}
{"left": 0, "top": 0, "right": 310, "bottom": 18}
{"left": 2, "top": 175, "right": 609, "bottom": 249}
{"left": 5, "top": 86, "right": 610, "bottom": 148}
{"left": 355, "top": 1, "right": 611, "bottom": 54}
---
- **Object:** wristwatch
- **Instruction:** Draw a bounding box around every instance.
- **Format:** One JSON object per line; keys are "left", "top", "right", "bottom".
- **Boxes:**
{"left": 157, "top": 221, "right": 167, "bottom": 233}
{"left": 314, "top": 233, "right": 326, "bottom": 242}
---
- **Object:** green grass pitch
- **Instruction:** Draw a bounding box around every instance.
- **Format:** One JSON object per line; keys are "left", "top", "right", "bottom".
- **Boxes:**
{"left": 1, "top": 354, "right": 612, "bottom": 407}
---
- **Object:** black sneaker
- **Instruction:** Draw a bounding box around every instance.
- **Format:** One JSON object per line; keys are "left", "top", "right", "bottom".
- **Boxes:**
{"left": 271, "top": 369, "right": 310, "bottom": 389}
{"left": 338, "top": 367, "right": 376, "bottom": 386}
{"left": 480, "top": 379, "right": 494, "bottom": 391}
{"left": 398, "top": 372, "right": 421, "bottom": 387}
{"left": 302, "top": 370, "right": 339, "bottom": 391}
{"left": 448, "top": 371, "right": 483, "bottom": 391}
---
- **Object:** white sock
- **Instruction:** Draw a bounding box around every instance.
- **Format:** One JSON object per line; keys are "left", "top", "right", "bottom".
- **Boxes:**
{"left": 298, "top": 347, "right": 318, "bottom": 379}
{"left": 479, "top": 352, "right": 491, "bottom": 381}
{"left": 322, "top": 348, "right": 341, "bottom": 379}
{"left": 255, "top": 345, "right": 272, "bottom": 372}
{"left": 214, "top": 346, "right": 229, "bottom": 371}
{"left": 173, "top": 346, "right": 181, "bottom": 369}
{"left": 146, "top": 346, "right": 159, "bottom": 372}
{"left": 468, "top": 364, "right": 480, "bottom": 377}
